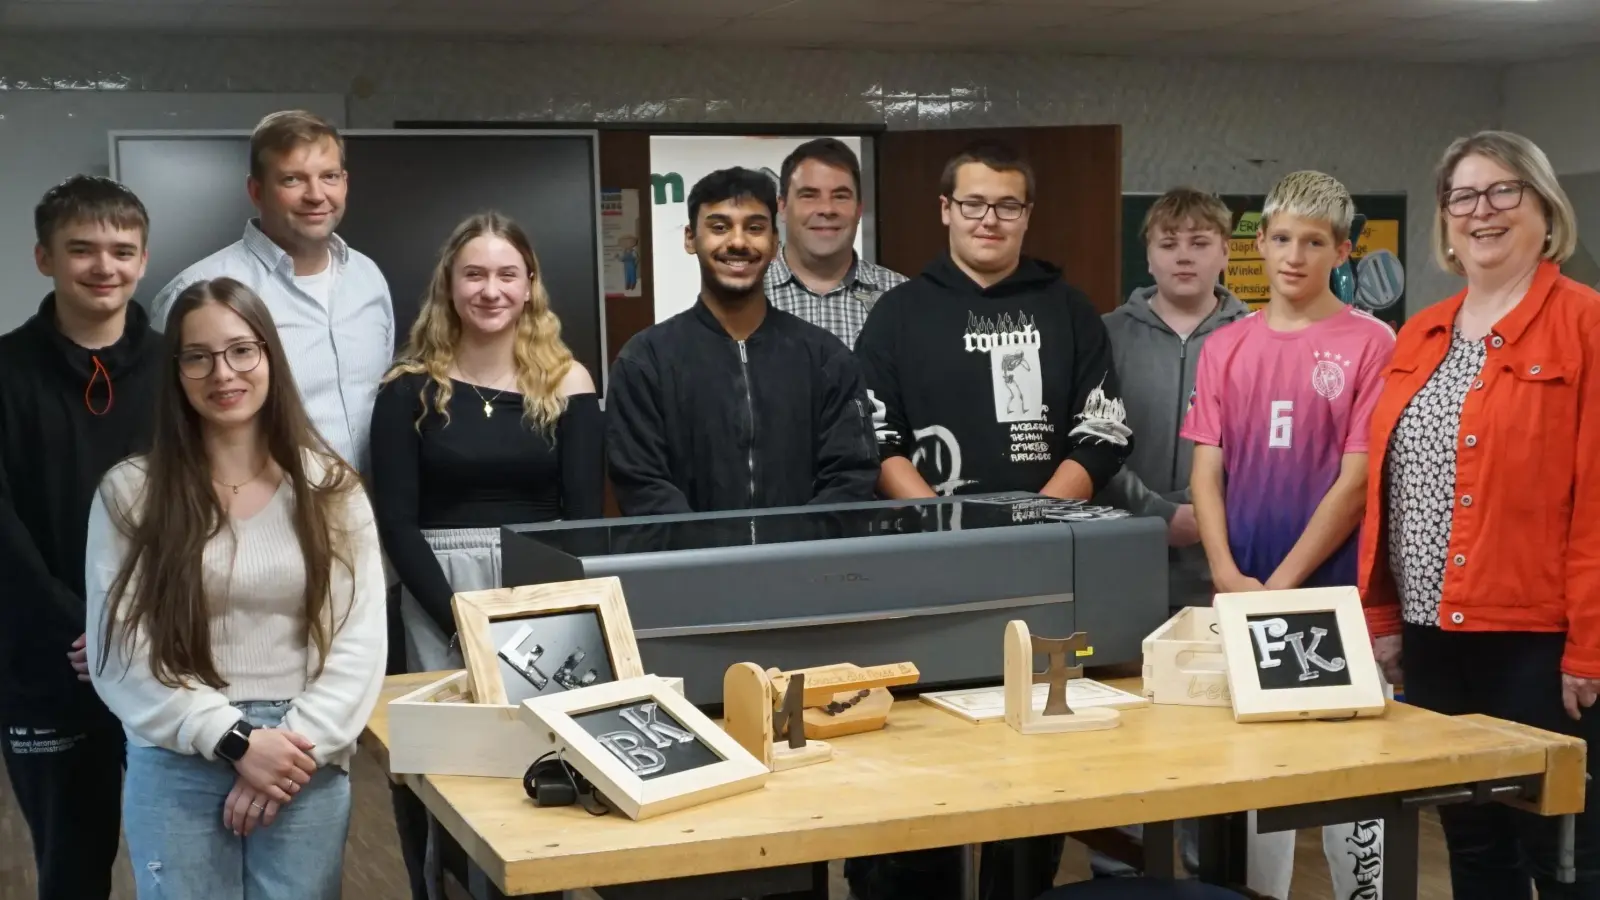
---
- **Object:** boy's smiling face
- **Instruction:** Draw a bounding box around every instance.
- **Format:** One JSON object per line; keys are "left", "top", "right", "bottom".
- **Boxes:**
{"left": 1256, "top": 213, "right": 1351, "bottom": 305}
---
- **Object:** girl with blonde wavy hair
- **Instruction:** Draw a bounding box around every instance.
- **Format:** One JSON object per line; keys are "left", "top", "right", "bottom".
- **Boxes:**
{"left": 369, "top": 211, "right": 601, "bottom": 898}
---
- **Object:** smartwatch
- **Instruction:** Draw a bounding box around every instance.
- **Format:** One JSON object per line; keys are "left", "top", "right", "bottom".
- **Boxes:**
{"left": 215, "top": 718, "right": 254, "bottom": 764}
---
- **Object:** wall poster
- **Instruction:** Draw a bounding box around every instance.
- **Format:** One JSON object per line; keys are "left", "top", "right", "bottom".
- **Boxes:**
{"left": 602, "top": 188, "right": 643, "bottom": 299}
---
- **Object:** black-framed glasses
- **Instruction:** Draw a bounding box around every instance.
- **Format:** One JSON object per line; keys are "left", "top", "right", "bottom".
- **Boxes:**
{"left": 1442, "top": 180, "right": 1530, "bottom": 217}
{"left": 949, "top": 197, "right": 1028, "bottom": 221}
{"left": 177, "top": 341, "right": 266, "bottom": 380}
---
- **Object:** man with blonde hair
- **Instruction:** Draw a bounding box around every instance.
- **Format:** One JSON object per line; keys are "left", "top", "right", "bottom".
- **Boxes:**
{"left": 150, "top": 109, "right": 394, "bottom": 474}
{"left": 1184, "top": 170, "right": 1395, "bottom": 898}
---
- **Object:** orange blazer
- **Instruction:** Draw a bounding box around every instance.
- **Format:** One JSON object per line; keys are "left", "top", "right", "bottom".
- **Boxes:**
{"left": 1359, "top": 261, "right": 1600, "bottom": 677}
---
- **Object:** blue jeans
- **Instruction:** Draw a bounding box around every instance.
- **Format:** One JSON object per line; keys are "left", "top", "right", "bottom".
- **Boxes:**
{"left": 121, "top": 700, "right": 351, "bottom": 900}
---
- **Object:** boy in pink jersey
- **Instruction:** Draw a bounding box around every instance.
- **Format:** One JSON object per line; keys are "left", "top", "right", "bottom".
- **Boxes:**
{"left": 1182, "top": 170, "right": 1395, "bottom": 898}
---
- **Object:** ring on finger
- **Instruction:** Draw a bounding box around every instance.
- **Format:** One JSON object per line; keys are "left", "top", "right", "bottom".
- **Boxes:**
{"left": 250, "top": 802, "right": 265, "bottom": 812}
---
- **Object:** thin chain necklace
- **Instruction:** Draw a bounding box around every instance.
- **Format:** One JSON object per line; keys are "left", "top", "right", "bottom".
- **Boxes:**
{"left": 214, "top": 458, "right": 270, "bottom": 495}
{"left": 457, "top": 366, "right": 513, "bottom": 418}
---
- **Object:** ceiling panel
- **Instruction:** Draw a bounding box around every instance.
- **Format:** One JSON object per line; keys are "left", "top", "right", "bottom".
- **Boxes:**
{"left": 0, "top": 0, "right": 1596, "bottom": 62}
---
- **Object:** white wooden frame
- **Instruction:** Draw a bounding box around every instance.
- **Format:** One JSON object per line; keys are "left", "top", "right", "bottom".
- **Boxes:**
{"left": 452, "top": 578, "right": 644, "bottom": 706}
{"left": 519, "top": 675, "right": 769, "bottom": 820}
{"left": 1215, "top": 586, "right": 1387, "bottom": 723}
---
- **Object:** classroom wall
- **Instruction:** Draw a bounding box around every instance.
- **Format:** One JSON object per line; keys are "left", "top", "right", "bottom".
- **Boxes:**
{"left": 1502, "top": 53, "right": 1600, "bottom": 178}
{"left": 0, "top": 33, "right": 1503, "bottom": 327}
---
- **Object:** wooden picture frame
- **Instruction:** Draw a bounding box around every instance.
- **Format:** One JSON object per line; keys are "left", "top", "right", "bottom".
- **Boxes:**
{"left": 452, "top": 578, "right": 644, "bottom": 706}
{"left": 520, "top": 675, "right": 769, "bottom": 820}
{"left": 1214, "top": 586, "right": 1387, "bottom": 723}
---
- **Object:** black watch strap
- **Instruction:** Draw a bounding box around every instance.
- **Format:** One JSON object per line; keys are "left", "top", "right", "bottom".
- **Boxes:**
{"left": 215, "top": 718, "right": 253, "bottom": 763}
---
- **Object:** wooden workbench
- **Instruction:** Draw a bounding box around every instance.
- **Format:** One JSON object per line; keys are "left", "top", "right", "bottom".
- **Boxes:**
{"left": 361, "top": 672, "right": 1585, "bottom": 900}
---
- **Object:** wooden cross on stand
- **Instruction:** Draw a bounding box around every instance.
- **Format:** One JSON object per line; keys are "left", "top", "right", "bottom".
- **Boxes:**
{"left": 1032, "top": 632, "right": 1088, "bottom": 716}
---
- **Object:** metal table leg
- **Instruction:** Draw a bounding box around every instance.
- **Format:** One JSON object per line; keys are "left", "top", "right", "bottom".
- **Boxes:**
{"left": 961, "top": 843, "right": 980, "bottom": 900}
{"left": 1143, "top": 820, "right": 1177, "bottom": 879}
{"left": 1382, "top": 807, "right": 1420, "bottom": 900}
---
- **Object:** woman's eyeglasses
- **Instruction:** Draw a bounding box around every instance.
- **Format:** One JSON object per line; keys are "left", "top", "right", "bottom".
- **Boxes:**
{"left": 1442, "top": 180, "right": 1530, "bottom": 218}
{"left": 176, "top": 341, "right": 266, "bottom": 380}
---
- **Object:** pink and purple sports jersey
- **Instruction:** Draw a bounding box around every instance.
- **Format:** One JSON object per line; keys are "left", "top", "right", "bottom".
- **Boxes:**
{"left": 1180, "top": 306, "right": 1395, "bottom": 588}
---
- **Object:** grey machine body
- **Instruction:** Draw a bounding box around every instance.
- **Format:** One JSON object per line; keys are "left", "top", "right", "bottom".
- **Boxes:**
{"left": 502, "top": 496, "right": 1169, "bottom": 705}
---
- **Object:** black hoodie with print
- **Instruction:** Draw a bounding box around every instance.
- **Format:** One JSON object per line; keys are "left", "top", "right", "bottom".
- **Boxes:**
{"left": 0, "top": 295, "right": 162, "bottom": 728}
{"left": 854, "top": 252, "right": 1133, "bottom": 496}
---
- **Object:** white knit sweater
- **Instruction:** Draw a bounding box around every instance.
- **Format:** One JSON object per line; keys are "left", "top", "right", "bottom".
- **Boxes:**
{"left": 85, "top": 452, "right": 387, "bottom": 770}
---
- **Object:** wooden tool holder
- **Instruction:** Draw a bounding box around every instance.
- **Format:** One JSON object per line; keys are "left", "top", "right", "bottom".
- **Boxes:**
{"left": 765, "top": 661, "right": 920, "bottom": 740}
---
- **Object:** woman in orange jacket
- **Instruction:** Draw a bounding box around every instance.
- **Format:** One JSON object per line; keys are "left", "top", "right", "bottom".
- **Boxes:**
{"left": 1359, "top": 130, "right": 1600, "bottom": 898}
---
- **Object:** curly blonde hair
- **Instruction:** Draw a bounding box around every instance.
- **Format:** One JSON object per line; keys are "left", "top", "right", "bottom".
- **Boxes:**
{"left": 384, "top": 211, "right": 574, "bottom": 432}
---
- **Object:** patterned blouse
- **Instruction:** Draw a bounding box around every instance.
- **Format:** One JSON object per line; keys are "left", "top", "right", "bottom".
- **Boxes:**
{"left": 1385, "top": 329, "right": 1488, "bottom": 626}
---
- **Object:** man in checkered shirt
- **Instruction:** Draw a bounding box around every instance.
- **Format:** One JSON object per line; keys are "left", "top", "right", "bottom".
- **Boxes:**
{"left": 764, "top": 138, "right": 907, "bottom": 349}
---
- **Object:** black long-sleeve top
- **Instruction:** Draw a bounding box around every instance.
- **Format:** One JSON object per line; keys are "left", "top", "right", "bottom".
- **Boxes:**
{"left": 369, "top": 372, "right": 604, "bottom": 632}
{"left": 605, "top": 300, "right": 880, "bottom": 517}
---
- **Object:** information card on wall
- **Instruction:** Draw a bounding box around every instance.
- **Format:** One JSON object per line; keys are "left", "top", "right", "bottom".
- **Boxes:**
{"left": 602, "top": 188, "right": 642, "bottom": 299}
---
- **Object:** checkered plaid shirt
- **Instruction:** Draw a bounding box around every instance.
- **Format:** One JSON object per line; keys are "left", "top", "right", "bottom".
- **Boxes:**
{"left": 764, "top": 247, "right": 909, "bottom": 349}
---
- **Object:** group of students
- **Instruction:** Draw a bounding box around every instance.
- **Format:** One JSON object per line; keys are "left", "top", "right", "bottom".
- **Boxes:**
{"left": 0, "top": 104, "right": 1594, "bottom": 900}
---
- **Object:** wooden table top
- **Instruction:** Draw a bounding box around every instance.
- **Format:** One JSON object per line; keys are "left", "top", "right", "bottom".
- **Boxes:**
{"left": 361, "top": 672, "right": 1583, "bottom": 896}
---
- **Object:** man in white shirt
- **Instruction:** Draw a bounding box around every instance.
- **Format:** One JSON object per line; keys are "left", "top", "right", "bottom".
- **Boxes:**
{"left": 150, "top": 110, "right": 394, "bottom": 474}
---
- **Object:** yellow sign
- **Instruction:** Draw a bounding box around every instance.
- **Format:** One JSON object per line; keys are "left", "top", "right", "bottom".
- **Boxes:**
{"left": 1225, "top": 218, "right": 1402, "bottom": 311}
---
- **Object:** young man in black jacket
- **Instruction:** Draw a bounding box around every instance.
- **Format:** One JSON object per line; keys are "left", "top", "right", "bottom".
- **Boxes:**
{"left": 606, "top": 167, "right": 879, "bottom": 516}
{"left": 0, "top": 176, "right": 163, "bottom": 900}
{"left": 847, "top": 142, "right": 1133, "bottom": 900}
{"left": 856, "top": 140, "right": 1132, "bottom": 502}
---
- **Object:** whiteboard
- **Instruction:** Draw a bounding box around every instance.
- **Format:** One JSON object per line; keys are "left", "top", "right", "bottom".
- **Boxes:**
{"left": 0, "top": 91, "right": 346, "bottom": 335}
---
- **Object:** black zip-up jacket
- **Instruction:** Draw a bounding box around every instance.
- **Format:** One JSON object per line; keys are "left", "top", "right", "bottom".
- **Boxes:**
{"left": 0, "top": 296, "right": 162, "bottom": 728}
{"left": 855, "top": 252, "right": 1133, "bottom": 496}
{"left": 606, "top": 299, "right": 879, "bottom": 516}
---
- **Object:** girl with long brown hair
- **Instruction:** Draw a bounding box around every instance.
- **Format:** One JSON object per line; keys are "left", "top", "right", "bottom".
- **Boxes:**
{"left": 85, "top": 277, "right": 386, "bottom": 899}
{"left": 368, "top": 211, "right": 601, "bottom": 898}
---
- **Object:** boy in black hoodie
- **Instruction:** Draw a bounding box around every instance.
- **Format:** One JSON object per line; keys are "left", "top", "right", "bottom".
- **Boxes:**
{"left": 0, "top": 176, "right": 162, "bottom": 900}
{"left": 856, "top": 140, "right": 1132, "bottom": 502}
{"left": 849, "top": 142, "right": 1133, "bottom": 900}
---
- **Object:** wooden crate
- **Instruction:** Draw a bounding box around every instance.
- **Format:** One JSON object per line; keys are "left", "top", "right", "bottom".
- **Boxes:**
{"left": 388, "top": 670, "right": 685, "bottom": 779}
{"left": 1141, "top": 606, "right": 1230, "bottom": 707}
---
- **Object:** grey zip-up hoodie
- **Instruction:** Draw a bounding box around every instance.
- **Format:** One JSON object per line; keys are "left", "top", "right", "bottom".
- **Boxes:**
{"left": 1096, "top": 283, "right": 1251, "bottom": 606}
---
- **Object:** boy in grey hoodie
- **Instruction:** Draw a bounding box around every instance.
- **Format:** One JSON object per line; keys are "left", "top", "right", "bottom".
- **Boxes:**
{"left": 1098, "top": 187, "right": 1251, "bottom": 610}
{"left": 1091, "top": 187, "right": 1249, "bottom": 881}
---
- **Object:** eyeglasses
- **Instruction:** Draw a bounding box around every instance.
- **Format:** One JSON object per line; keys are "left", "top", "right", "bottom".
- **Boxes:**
{"left": 949, "top": 198, "right": 1029, "bottom": 221}
{"left": 177, "top": 341, "right": 266, "bottom": 380}
{"left": 1442, "top": 180, "right": 1530, "bottom": 217}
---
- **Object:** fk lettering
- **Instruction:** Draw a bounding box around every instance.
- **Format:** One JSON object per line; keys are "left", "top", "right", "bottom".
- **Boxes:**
{"left": 1247, "top": 618, "right": 1348, "bottom": 681}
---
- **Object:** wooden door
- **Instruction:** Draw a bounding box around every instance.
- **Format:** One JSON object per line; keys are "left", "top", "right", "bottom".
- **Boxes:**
{"left": 875, "top": 126, "right": 1122, "bottom": 314}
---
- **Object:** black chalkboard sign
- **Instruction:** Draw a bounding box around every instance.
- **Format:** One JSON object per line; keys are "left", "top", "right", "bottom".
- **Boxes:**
{"left": 573, "top": 700, "right": 723, "bottom": 780}
{"left": 1243, "top": 612, "right": 1352, "bottom": 691}
{"left": 491, "top": 609, "right": 618, "bottom": 706}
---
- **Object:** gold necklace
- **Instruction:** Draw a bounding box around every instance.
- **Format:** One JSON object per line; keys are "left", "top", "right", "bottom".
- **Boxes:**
{"left": 214, "top": 459, "right": 270, "bottom": 495}
{"left": 458, "top": 368, "right": 512, "bottom": 418}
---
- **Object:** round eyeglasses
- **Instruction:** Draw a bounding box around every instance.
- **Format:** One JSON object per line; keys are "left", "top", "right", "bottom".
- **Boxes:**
{"left": 1442, "top": 180, "right": 1530, "bottom": 218}
{"left": 177, "top": 341, "right": 266, "bottom": 380}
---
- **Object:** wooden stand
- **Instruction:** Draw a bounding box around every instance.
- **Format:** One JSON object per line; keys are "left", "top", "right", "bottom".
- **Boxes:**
{"left": 766, "top": 661, "right": 919, "bottom": 740}
{"left": 723, "top": 663, "right": 833, "bottom": 772}
{"left": 1003, "top": 620, "right": 1120, "bottom": 735}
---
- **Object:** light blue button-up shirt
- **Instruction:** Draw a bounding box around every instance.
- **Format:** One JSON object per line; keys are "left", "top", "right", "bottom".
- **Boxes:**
{"left": 150, "top": 219, "right": 395, "bottom": 473}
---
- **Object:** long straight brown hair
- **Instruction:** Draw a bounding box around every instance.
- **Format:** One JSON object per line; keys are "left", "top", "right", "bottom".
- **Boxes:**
{"left": 97, "top": 277, "right": 358, "bottom": 689}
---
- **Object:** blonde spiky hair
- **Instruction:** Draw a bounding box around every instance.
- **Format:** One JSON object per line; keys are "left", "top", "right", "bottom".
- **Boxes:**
{"left": 1261, "top": 170, "right": 1355, "bottom": 243}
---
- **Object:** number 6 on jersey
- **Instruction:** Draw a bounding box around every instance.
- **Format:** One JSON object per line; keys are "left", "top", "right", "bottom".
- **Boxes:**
{"left": 1269, "top": 400, "right": 1293, "bottom": 449}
